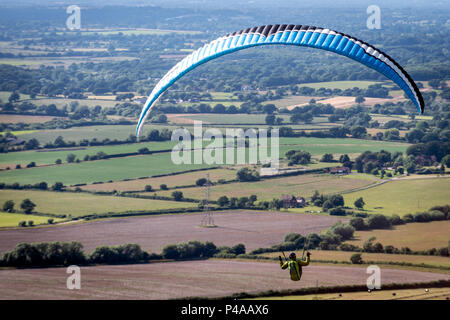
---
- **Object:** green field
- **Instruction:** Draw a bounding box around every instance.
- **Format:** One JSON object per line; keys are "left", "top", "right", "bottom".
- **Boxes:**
{"left": 343, "top": 177, "right": 450, "bottom": 216}
{"left": 18, "top": 124, "right": 173, "bottom": 144}
{"left": 2, "top": 136, "right": 409, "bottom": 168}
{"left": 28, "top": 97, "right": 119, "bottom": 109}
{"left": 0, "top": 190, "right": 197, "bottom": 216}
{"left": 0, "top": 151, "right": 214, "bottom": 185}
{"left": 209, "top": 92, "right": 236, "bottom": 100}
{"left": 8, "top": 130, "right": 39, "bottom": 136}
{"left": 151, "top": 173, "right": 379, "bottom": 201}
{"left": 0, "top": 136, "right": 410, "bottom": 185}
{"left": 0, "top": 140, "right": 177, "bottom": 166}
{"left": 397, "top": 114, "right": 433, "bottom": 120}
{"left": 370, "top": 113, "right": 432, "bottom": 123}
{"left": 277, "top": 137, "right": 410, "bottom": 156}
{"left": 370, "top": 114, "right": 411, "bottom": 123}
{"left": 171, "top": 114, "right": 292, "bottom": 125}
{"left": 0, "top": 212, "right": 64, "bottom": 227}
{"left": 297, "top": 80, "right": 384, "bottom": 90}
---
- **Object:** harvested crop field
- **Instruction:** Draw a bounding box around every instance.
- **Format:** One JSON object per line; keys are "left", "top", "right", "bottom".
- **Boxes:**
{"left": 79, "top": 168, "right": 237, "bottom": 192}
{"left": 346, "top": 220, "right": 450, "bottom": 252}
{"left": 299, "top": 96, "right": 406, "bottom": 109}
{"left": 267, "top": 95, "right": 324, "bottom": 109}
{"left": 0, "top": 211, "right": 347, "bottom": 254}
{"left": 0, "top": 260, "right": 448, "bottom": 299}
{"left": 167, "top": 113, "right": 210, "bottom": 124}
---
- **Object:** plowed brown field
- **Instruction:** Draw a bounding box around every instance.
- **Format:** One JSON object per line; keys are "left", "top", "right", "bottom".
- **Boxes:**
{"left": 0, "top": 260, "right": 448, "bottom": 299}
{"left": 0, "top": 211, "right": 346, "bottom": 254}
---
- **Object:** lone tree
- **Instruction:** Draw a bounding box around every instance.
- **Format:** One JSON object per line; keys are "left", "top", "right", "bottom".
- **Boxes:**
{"left": 52, "top": 182, "right": 65, "bottom": 191}
{"left": 355, "top": 95, "right": 366, "bottom": 104}
{"left": 285, "top": 150, "right": 311, "bottom": 166}
{"left": 195, "top": 178, "right": 208, "bottom": 186}
{"left": 20, "top": 199, "right": 36, "bottom": 214}
{"left": 321, "top": 153, "right": 334, "bottom": 162}
{"left": 265, "top": 114, "right": 276, "bottom": 125}
{"left": 66, "top": 154, "right": 76, "bottom": 163}
{"left": 3, "top": 200, "right": 15, "bottom": 213}
{"left": 350, "top": 253, "right": 363, "bottom": 264}
{"left": 172, "top": 191, "right": 183, "bottom": 201}
{"left": 236, "top": 167, "right": 260, "bottom": 182}
{"left": 8, "top": 91, "right": 20, "bottom": 103}
{"left": 354, "top": 197, "right": 366, "bottom": 210}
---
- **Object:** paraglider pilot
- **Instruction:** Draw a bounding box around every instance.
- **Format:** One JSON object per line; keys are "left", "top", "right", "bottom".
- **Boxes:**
{"left": 279, "top": 252, "right": 311, "bottom": 281}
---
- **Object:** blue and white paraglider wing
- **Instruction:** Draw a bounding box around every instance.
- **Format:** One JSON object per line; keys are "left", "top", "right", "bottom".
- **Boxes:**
{"left": 137, "top": 24, "right": 424, "bottom": 137}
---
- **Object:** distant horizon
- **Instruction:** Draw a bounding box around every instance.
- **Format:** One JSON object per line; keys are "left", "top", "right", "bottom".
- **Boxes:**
{"left": 0, "top": 0, "right": 448, "bottom": 9}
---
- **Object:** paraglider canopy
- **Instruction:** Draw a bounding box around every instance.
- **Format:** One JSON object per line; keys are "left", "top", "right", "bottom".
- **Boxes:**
{"left": 137, "top": 24, "right": 424, "bottom": 137}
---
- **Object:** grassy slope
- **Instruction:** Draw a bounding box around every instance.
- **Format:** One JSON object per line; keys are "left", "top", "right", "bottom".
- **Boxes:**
{"left": 0, "top": 141, "right": 176, "bottom": 166}
{"left": 28, "top": 97, "right": 119, "bottom": 108}
{"left": 278, "top": 138, "right": 409, "bottom": 156}
{"left": 0, "top": 190, "right": 196, "bottom": 216}
{"left": 0, "top": 137, "right": 409, "bottom": 185}
{"left": 79, "top": 168, "right": 237, "bottom": 192}
{"left": 2, "top": 136, "right": 409, "bottom": 167}
{"left": 0, "top": 212, "right": 64, "bottom": 227}
{"left": 0, "top": 151, "right": 215, "bottom": 185}
{"left": 343, "top": 177, "right": 450, "bottom": 216}
{"left": 152, "top": 173, "right": 378, "bottom": 201}
{"left": 18, "top": 124, "right": 172, "bottom": 144}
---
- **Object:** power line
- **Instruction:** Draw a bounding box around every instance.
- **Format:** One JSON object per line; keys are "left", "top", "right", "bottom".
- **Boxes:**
{"left": 200, "top": 173, "right": 216, "bottom": 227}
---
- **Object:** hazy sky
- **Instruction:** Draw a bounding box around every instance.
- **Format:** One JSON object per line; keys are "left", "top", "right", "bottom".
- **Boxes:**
{"left": 0, "top": 0, "right": 448, "bottom": 8}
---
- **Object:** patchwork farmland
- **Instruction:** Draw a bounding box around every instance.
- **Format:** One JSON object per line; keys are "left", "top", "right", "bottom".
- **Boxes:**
{"left": 0, "top": 2, "right": 449, "bottom": 303}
